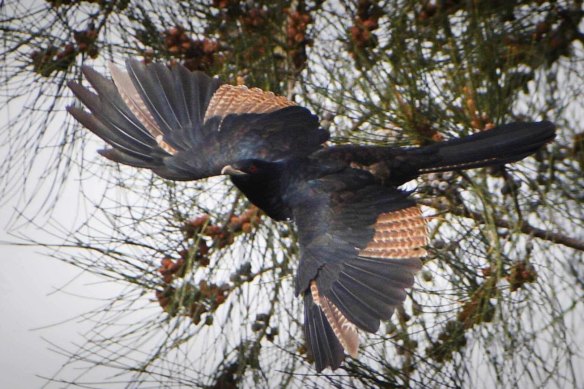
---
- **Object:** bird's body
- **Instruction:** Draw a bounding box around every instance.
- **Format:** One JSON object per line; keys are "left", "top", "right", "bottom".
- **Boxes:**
{"left": 68, "top": 60, "right": 556, "bottom": 372}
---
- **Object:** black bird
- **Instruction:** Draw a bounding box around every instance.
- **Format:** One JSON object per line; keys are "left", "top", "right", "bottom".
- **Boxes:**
{"left": 67, "top": 60, "right": 556, "bottom": 372}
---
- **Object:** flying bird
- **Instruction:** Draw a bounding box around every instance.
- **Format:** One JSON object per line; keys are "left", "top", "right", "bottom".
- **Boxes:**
{"left": 67, "top": 59, "right": 556, "bottom": 372}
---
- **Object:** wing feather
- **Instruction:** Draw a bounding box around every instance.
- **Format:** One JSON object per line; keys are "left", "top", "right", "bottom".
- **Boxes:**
{"left": 304, "top": 284, "right": 346, "bottom": 372}
{"left": 204, "top": 84, "right": 296, "bottom": 122}
{"left": 69, "top": 59, "right": 328, "bottom": 181}
{"left": 291, "top": 169, "right": 427, "bottom": 370}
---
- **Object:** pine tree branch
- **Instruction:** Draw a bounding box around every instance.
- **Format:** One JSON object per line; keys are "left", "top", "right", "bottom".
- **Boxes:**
{"left": 419, "top": 198, "right": 584, "bottom": 252}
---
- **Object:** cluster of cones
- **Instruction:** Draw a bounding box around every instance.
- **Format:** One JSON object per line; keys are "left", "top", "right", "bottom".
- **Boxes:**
{"left": 154, "top": 206, "right": 263, "bottom": 323}
{"left": 162, "top": 26, "right": 220, "bottom": 71}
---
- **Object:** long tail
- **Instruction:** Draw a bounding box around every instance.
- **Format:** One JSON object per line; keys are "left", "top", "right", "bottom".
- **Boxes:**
{"left": 415, "top": 120, "right": 556, "bottom": 173}
{"left": 317, "top": 121, "right": 555, "bottom": 186}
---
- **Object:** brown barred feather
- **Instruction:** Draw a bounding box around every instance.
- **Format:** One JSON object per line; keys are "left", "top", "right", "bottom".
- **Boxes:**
{"left": 204, "top": 84, "right": 296, "bottom": 122}
{"left": 359, "top": 206, "right": 428, "bottom": 259}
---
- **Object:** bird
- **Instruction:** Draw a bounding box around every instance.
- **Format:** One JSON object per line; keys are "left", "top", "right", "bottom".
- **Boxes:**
{"left": 67, "top": 59, "right": 556, "bottom": 372}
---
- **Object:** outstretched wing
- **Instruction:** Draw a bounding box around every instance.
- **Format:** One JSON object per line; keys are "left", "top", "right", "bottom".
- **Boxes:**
{"left": 288, "top": 168, "right": 427, "bottom": 371}
{"left": 67, "top": 59, "right": 328, "bottom": 180}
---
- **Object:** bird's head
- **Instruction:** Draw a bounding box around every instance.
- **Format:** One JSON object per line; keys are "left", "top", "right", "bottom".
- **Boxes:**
{"left": 221, "top": 159, "right": 291, "bottom": 221}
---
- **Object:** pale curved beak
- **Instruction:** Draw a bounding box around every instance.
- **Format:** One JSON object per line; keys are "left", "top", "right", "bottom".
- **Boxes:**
{"left": 221, "top": 165, "right": 247, "bottom": 176}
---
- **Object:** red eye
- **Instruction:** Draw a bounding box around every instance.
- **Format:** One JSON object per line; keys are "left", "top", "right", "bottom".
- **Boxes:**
{"left": 249, "top": 164, "right": 258, "bottom": 173}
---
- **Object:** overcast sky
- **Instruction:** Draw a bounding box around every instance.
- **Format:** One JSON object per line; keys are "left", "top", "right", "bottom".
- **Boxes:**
{"left": 0, "top": 91, "right": 128, "bottom": 387}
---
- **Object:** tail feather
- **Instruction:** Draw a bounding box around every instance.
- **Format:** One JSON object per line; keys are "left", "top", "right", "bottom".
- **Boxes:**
{"left": 418, "top": 121, "right": 556, "bottom": 173}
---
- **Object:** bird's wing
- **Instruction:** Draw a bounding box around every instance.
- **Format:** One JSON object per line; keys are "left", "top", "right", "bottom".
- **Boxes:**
{"left": 67, "top": 59, "right": 328, "bottom": 180}
{"left": 288, "top": 168, "right": 427, "bottom": 371}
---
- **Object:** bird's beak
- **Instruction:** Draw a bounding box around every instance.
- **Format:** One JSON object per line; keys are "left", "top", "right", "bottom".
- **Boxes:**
{"left": 221, "top": 165, "right": 247, "bottom": 176}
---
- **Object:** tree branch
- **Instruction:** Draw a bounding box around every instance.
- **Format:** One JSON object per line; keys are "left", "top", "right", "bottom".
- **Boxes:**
{"left": 419, "top": 198, "right": 584, "bottom": 252}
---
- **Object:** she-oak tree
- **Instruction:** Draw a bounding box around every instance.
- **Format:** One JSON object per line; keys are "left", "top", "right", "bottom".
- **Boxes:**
{"left": 1, "top": 0, "right": 583, "bottom": 388}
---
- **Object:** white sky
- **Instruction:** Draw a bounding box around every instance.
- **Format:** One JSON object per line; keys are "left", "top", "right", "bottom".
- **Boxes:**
{"left": 0, "top": 92, "right": 125, "bottom": 386}
{"left": 0, "top": 200, "right": 111, "bottom": 388}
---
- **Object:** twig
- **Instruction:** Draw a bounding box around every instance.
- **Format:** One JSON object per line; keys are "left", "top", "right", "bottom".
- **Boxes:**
{"left": 419, "top": 198, "right": 584, "bottom": 252}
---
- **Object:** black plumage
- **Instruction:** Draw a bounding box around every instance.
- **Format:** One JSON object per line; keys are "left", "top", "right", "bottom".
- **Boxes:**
{"left": 68, "top": 60, "right": 327, "bottom": 180}
{"left": 68, "top": 60, "right": 556, "bottom": 372}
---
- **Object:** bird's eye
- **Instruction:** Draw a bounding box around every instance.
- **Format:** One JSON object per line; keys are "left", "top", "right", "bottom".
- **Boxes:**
{"left": 248, "top": 164, "right": 258, "bottom": 173}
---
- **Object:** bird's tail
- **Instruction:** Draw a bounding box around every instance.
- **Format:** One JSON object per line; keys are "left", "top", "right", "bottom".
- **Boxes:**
{"left": 415, "top": 121, "right": 556, "bottom": 173}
